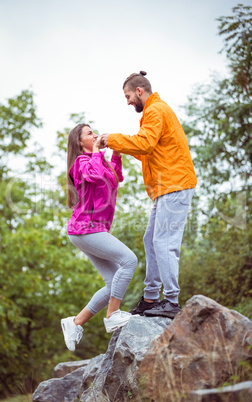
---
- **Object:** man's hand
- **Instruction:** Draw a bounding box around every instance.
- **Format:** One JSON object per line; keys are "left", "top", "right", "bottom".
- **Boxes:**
{"left": 99, "top": 133, "right": 109, "bottom": 148}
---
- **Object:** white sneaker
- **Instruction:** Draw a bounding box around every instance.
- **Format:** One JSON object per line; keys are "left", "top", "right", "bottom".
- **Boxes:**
{"left": 61, "top": 316, "right": 83, "bottom": 352}
{"left": 104, "top": 310, "right": 135, "bottom": 333}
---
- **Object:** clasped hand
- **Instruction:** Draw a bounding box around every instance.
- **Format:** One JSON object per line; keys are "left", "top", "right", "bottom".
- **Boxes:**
{"left": 95, "top": 134, "right": 109, "bottom": 149}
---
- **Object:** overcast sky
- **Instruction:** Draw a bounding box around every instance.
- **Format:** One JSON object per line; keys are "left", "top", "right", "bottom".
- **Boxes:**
{"left": 0, "top": 0, "right": 247, "bottom": 163}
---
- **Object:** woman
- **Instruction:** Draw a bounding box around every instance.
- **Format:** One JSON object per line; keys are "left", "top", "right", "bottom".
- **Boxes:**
{"left": 61, "top": 124, "right": 138, "bottom": 352}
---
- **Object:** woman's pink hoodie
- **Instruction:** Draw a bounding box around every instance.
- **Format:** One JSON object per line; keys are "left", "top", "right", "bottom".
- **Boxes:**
{"left": 67, "top": 152, "right": 123, "bottom": 235}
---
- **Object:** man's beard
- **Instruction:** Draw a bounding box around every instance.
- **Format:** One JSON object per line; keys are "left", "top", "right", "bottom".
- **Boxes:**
{"left": 133, "top": 95, "right": 143, "bottom": 113}
{"left": 135, "top": 102, "right": 143, "bottom": 113}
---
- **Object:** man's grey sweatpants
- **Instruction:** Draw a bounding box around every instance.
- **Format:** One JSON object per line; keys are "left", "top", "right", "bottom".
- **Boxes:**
{"left": 143, "top": 188, "right": 195, "bottom": 304}
{"left": 69, "top": 232, "right": 138, "bottom": 315}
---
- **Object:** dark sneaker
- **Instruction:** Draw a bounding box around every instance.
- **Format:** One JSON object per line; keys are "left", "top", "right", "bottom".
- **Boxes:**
{"left": 130, "top": 296, "right": 160, "bottom": 316}
{"left": 143, "top": 299, "right": 181, "bottom": 319}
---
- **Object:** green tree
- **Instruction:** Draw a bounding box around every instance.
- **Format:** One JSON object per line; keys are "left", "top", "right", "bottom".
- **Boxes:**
{"left": 183, "top": 4, "right": 251, "bottom": 193}
{"left": 1, "top": 5, "right": 251, "bottom": 398}
{"left": 0, "top": 99, "right": 148, "bottom": 397}
{"left": 180, "top": 4, "right": 252, "bottom": 315}
{"left": 0, "top": 98, "right": 110, "bottom": 397}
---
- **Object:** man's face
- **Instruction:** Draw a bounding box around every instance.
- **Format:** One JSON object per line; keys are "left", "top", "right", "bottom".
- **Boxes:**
{"left": 124, "top": 87, "right": 143, "bottom": 113}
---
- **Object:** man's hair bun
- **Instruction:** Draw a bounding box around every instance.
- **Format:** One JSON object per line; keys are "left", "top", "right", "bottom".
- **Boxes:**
{"left": 123, "top": 71, "right": 151, "bottom": 91}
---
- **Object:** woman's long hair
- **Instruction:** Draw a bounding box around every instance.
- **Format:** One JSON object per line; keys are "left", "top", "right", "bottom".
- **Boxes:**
{"left": 67, "top": 124, "right": 119, "bottom": 208}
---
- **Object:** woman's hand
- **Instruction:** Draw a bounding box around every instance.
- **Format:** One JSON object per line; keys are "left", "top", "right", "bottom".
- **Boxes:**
{"left": 93, "top": 138, "right": 100, "bottom": 153}
{"left": 113, "top": 150, "right": 121, "bottom": 157}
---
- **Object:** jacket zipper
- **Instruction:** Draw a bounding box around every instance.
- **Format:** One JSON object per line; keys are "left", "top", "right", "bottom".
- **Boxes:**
{"left": 90, "top": 206, "right": 94, "bottom": 227}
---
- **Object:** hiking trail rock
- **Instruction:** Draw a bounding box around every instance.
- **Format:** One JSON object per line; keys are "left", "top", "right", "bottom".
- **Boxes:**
{"left": 32, "top": 295, "right": 252, "bottom": 402}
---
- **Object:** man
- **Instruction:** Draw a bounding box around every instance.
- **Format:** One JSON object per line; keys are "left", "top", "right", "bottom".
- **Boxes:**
{"left": 100, "top": 71, "right": 197, "bottom": 318}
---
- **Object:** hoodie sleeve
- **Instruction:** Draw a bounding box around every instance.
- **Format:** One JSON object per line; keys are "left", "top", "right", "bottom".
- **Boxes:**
{"left": 110, "top": 154, "right": 124, "bottom": 182}
{"left": 108, "top": 107, "right": 163, "bottom": 155}
{"left": 77, "top": 153, "right": 106, "bottom": 183}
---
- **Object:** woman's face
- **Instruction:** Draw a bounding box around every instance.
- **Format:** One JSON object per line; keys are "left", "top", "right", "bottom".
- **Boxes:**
{"left": 80, "top": 126, "right": 98, "bottom": 153}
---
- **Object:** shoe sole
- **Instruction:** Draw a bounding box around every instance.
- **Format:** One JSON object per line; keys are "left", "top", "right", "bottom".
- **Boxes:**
{"left": 105, "top": 313, "right": 141, "bottom": 333}
{"left": 105, "top": 318, "right": 131, "bottom": 333}
{"left": 143, "top": 311, "right": 180, "bottom": 319}
{"left": 130, "top": 304, "right": 160, "bottom": 316}
{"left": 130, "top": 312, "right": 145, "bottom": 316}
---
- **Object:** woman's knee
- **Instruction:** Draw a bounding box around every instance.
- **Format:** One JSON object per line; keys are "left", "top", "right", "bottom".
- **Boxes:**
{"left": 101, "top": 286, "right": 111, "bottom": 305}
{"left": 126, "top": 252, "right": 138, "bottom": 272}
{"left": 103, "top": 281, "right": 112, "bottom": 292}
{"left": 132, "top": 253, "right": 138, "bottom": 269}
{"left": 119, "top": 251, "right": 138, "bottom": 273}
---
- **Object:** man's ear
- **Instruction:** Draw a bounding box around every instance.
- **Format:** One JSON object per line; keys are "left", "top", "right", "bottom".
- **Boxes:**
{"left": 136, "top": 87, "right": 143, "bottom": 97}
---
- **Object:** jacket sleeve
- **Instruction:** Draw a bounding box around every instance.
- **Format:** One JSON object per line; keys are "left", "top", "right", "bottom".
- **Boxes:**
{"left": 78, "top": 153, "right": 105, "bottom": 183}
{"left": 108, "top": 107, "right": 163, "bottom": 155}
{"left": 110, "top": 155, "right": 124, "bottom": 182}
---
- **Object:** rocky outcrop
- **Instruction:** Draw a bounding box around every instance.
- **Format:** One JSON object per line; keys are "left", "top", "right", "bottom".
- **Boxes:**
{"left": 137, "top": 295, "right": 252, "bottom": 401}
{"left": 79, "top": 315, "right": 171, "bottom": 401}
{"left": 32, "top": 367, "right": 85, "bottom": 402}
{"left": 54, "top": 359, "right": 91, "bottom": 378}
{"left": 32, "top": 316, "right": 171, "bottom": 401}
{"left": 32, "top": 354, "right": 104, "bottom": 402}
{"left": 32, "top": 295, "right": 252, "bottom": 402}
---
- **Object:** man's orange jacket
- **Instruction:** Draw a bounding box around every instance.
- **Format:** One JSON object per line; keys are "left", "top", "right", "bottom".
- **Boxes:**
{"left": 108, "top": 92, "right": 197, "bottom": 201}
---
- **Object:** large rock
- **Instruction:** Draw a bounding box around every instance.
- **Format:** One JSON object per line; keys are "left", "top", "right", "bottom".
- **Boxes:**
{"left": 54, "top": 360, "right": 91, "bottom": 378}
{"left": 32, "top": 354, "right": 104, "bottom": 402}
{"left": 33, "top": 295, "right": 252, "bottom": 402}
{"left": 80, "top": 315, "right": 171, "bottom": 401}
{"left": 32, "top": 367, "right": 85, "bottom": 402}
{"left": 137, "top": 295, "right": 252, "bottom": 401}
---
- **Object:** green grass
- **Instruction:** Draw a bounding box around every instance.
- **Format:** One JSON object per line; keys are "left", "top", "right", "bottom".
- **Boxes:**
{"left": 1, "top": 395, "right": 32, "bottom": 402}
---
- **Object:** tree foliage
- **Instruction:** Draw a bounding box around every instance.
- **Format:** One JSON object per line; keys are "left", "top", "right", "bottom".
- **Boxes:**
{"left": 0, "top": 95, "right": 148, "bottom": 397}
{"left": 180, "top": 4, "right": 252, "bottom": 315}
{"left": 0, "top": 4, "right": 251, "bottom": 398}
{"left": 184, "top": 5, "right": 251, "bottom": 194}
{"left": 0, "top": 99, "right": 111, "bottom": 396}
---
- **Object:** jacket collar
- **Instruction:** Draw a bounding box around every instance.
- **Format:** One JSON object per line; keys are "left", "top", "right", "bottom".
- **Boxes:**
{"left": 140, "top": 92, "right": 160, "bottom": 126}
{"left": 143, "top": 92, "right": 160, "bottom": 111}
{"left": 83, "top": 151, "right": 105, "bottom": 159}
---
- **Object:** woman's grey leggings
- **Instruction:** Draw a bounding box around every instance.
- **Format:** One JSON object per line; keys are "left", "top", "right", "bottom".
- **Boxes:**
{"left": 69, "top": 232, "right": 138, "bottom": 315}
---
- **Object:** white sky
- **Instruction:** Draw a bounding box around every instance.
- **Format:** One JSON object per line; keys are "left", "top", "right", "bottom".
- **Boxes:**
{"left": 0, "top": 0, "right": 247, "bottom": 163}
